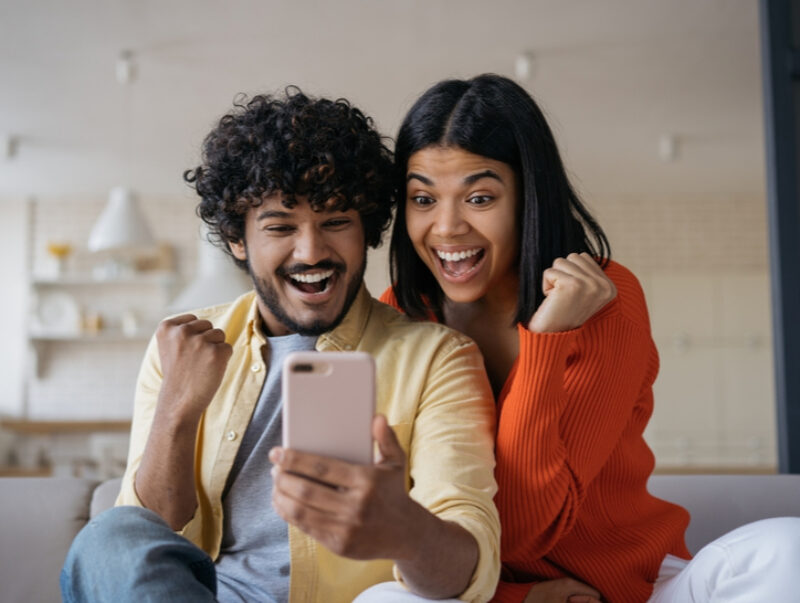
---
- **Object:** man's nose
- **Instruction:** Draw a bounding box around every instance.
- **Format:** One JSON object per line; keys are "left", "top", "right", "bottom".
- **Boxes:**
{"left": 293, "top": 228, "right": 329, "bottom": 265}
{"left": 431, "top": 203, "right": 469, "bottom": 238}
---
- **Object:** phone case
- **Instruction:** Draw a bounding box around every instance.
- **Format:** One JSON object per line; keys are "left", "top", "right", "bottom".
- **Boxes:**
{"left": 282, "top": 351, "right": 375, "bottom": 465}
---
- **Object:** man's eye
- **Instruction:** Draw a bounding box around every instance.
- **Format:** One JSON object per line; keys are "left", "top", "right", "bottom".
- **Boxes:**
{"left": 467, "top": 195, "right": 493, "bottom": 206}
{"left": 410, "top": 195, "right": 434, "bottom": 206}
{"left": 324, "top": 219, "right": 351, "bottom": 228}
{"left": 265, "top": 225, "right": 294, "bottom": 234}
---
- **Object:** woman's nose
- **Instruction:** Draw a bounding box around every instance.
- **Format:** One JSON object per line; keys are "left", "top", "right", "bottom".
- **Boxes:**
{"left": 431, "top": 203, "right": 469, "bottom": 238}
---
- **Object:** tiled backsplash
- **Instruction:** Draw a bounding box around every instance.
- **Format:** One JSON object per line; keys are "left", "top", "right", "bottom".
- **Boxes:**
{"left": 594, "top": 193, "right": 775, "bottom": 469}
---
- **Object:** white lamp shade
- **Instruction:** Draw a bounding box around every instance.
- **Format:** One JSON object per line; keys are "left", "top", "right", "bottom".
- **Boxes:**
{"left": 88, "top": 187, "right": 155, "bottom": 252}
{"left": 168, "top": 225, "right": 252, "bottom": 312}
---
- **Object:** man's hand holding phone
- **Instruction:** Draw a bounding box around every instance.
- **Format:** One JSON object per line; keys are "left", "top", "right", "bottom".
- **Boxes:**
{"left": 269, "top": 415, "right": 423, "bottom": 559}
{"left": 273, "top": 351, "right": 480, "bottom": 598}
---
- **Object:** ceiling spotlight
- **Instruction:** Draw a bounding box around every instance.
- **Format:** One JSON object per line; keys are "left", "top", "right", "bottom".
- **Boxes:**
{"left": 514, "top": 52, "right": 536, "bottom": 82}
{"left": 658, "top": 134, "right": 678, "bottom": 162}
{"left": 115, "top": 50, "right": 137, "bottom": 85}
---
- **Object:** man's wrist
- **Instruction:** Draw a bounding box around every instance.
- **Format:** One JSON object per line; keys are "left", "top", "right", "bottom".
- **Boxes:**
{"left": 393, "top": 506, "right": 478, "bottom": 598}
{"left": 392, "top": 497, "right": 436, "bottom": 561}
{"left": 153, "top": 391, "right": 205, "bottom": 435}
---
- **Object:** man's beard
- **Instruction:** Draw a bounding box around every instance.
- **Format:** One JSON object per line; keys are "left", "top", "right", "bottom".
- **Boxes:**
{"left": 248, "top": 252, "right": 366, "bottom": 337}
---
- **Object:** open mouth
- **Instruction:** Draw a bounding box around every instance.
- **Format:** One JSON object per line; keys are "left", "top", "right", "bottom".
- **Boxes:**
{"left": 286, "top": 269, "right": 335, "bottom": 294}
{"left": 435, "top": 248, "right": 485, "bottom": 277}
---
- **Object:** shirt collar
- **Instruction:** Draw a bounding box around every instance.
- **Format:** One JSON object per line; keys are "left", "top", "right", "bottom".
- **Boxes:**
{"left": 317, "top": 283, "right": 371, "bottom": 351}
{"left": 243, "top": 282, "right": 371, "bottom": 350}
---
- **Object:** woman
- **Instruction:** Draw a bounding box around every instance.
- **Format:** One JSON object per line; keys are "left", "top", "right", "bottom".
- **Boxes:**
{"left": 380, "top": 74, "right": 800, "bottom": 602}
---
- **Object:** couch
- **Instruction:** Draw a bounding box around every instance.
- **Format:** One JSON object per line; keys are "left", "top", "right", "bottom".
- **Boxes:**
{"left": 1, "top": 474, "right": 799, "bottom": 603}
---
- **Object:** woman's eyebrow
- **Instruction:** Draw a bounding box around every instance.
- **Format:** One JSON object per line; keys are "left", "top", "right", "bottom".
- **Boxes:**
{"left": 406, "top": 172, "right": 433, "bottom": 185}
{"left": 463, "top": 170, "right": 502, "bottom": 185}
{"left": 406, "top": 170, "right": 503, "bottom": 186}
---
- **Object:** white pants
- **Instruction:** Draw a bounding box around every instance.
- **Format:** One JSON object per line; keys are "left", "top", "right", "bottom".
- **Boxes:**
{"left": 649, "top": 516, "right": 800, "bottom": 602}
{"left": 355, "top": 517, "right": 800, "bottom": 603}
{"left": 353, "top": 582, "right": 461, "bottom": 602}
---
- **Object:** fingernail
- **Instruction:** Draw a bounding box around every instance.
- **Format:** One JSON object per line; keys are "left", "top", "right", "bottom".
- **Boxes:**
{"left": 269, "top": 448, "right": 283, "bottom": 463}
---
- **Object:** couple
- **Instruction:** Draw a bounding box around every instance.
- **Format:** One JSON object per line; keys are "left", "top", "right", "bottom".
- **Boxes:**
{"left": 62, "top": 75, "right": 799, "bottom": 603}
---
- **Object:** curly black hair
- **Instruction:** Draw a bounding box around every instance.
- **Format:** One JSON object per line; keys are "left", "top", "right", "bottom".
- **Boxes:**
{"left": 184, "top": 87, "right": 395, "bottom": 270}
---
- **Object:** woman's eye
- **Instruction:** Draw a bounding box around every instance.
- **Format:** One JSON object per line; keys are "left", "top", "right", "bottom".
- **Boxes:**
{"left": 410, "top": 195, "right": 434, "bottom": 206}
{"left": 467, "top": 195, "right": 493, "bottom": 206}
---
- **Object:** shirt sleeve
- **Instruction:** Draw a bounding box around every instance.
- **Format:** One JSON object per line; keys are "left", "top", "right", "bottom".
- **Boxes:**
{"left": 115, "top": 333, "right": 204, "bottom": 543}
{"left": 394, "top": 335, "right": 501, "bottom": 602}
{"left": 116, "top": 333, "right": 160, "bottom": 509}
{"left": 495, "top": 297, "right": 658, "bottom": 566}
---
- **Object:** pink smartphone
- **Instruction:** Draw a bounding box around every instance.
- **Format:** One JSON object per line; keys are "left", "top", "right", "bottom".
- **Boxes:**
{"left": 282, "top": 351, "right": 375, "bottom": 465}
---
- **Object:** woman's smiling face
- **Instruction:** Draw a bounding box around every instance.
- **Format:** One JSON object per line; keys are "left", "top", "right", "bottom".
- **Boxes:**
{"left": 405, "top": 145, "right": 520, "bottom": 305}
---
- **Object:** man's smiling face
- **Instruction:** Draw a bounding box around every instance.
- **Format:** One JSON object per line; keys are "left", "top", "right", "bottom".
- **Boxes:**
{"left": 229, "top": 193, "right": 366, "bottom": 336}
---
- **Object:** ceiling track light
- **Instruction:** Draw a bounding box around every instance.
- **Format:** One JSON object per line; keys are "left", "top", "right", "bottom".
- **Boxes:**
{"left": 658, "top": 134, "right": 679, "bottom": 162}
{"left": 514, "top": 52, "right": 536, "bottom": 82}
{"left": 116, "top": 50, "right": 137, "bottom": 85}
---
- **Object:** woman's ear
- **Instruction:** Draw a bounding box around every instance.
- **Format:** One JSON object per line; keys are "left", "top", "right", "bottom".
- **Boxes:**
{"left": 228, "top": 239, "right": 247, "bottom": 261}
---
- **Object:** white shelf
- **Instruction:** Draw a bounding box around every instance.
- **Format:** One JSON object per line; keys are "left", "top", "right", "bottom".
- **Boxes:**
{"left": 28, "top": 329, "right": 153, "bottom": 378}
{"left": 29, "top": 330, "right": 152, "bottom": 342}
{"left": 31, "top": 271, "right": 176, "bottom": 286}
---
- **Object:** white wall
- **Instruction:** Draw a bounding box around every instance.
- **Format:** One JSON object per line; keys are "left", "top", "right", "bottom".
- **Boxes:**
{"left": 0, "top": 200, "right": 28, "bottom": 416}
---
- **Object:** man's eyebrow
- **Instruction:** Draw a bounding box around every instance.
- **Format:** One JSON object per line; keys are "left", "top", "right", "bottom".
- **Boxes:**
{"left": 255, "top": 209, "right": 292, "bottom": 220}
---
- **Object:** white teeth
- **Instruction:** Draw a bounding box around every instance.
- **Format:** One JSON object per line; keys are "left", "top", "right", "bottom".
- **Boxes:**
{"left": 435, "top": 248, "right": 482, "bottom": 262}
{"left": 289, "top": 269, "right": 334, "bottom": 283}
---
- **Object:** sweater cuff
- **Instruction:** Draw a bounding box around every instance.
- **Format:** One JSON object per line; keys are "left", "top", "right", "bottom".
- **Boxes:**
{"left": 516, "top": 323, "right": 579, "bottom": 362}
{"left": 511, "top": 324, "right": 578, "bottom": 397}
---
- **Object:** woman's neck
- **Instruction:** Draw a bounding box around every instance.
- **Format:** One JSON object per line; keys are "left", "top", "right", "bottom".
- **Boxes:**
{"left": 442, "top": 270, "right": 519, "bottom": 325}
{"left": 442, "top": 276, "right": 520, "bottom": 397}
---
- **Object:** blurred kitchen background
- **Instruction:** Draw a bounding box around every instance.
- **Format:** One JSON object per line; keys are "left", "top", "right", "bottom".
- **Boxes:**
{"left": 0, "top": 0, "right": 775, "bottom": 478}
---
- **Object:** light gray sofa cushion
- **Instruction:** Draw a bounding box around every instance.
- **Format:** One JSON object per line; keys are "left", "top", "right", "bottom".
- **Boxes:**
{"left": 0, "top": 477, "right": 99, "bottom": 603}
{"left": 0, "top": 473, "right": 798, "bottom": 602}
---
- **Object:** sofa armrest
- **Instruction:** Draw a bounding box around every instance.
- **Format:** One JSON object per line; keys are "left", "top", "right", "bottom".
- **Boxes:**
{"left": 91, "top": 477, "right": 123, "bottom": 518}
{"left": 648, "top": 474, "right": 800, "bottom": 554}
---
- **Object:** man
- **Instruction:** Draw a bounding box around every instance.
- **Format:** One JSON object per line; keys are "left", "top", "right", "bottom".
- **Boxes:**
{"left": 60, "top": 89, "right": 500, "bottom": 602}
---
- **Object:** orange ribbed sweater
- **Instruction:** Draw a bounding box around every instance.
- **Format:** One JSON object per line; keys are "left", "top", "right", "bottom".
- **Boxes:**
{"left": 380, "top": 261, "right": 691, "bottom": 603}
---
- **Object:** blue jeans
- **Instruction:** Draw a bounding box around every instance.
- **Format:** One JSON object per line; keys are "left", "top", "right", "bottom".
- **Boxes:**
{"left": 60, "top": 506, "right": 218, "bottom": 603}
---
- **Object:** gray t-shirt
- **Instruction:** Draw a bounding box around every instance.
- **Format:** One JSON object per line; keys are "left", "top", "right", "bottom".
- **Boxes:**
{"left": 215, "top": 333, "right": 317, "bottom": 603}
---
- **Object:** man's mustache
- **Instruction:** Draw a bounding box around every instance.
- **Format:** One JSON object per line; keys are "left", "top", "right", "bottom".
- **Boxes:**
{"left": 278, "top": 260, "right": 346, "bottom": 277}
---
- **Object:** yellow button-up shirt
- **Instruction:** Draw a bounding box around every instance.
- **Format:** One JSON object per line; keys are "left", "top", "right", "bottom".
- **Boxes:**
{"left": 117, "top": 285, "right": 500, "bottom": 602}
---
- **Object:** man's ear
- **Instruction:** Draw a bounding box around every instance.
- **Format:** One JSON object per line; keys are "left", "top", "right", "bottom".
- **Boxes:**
{"left": 229, "top": 239, "right": 247, "bottom": 261}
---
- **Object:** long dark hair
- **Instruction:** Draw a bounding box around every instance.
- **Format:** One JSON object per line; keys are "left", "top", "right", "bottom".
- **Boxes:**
{"left": 390, "top": 74, "right": 610, "bottom": 324}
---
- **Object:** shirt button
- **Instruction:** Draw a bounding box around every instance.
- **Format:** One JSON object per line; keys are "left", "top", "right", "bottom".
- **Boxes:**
{"left": 251, "top": 363, "right": 262, "bottom": 372}
{"left": 226, "top": 430, "right": 237, "bottom": 441}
